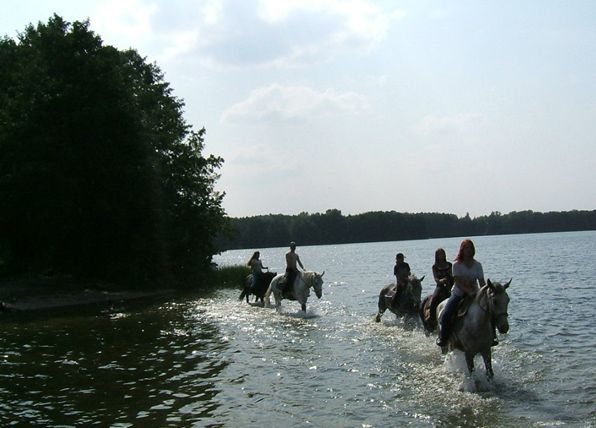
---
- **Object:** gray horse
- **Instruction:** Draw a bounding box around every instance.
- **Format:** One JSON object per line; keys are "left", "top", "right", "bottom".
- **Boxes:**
{"left": 375, "top": 275, "right": 424, "bottom": 324}
{"left": 437, "top": 279, "right": 511, "bottom": 379}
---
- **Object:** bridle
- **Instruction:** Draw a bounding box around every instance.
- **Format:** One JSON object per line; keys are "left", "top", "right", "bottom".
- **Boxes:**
{"left": 484, "top": 286, "right": 509, "bottom": 325}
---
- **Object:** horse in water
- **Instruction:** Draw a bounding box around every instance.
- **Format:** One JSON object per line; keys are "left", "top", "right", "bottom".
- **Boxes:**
{"left": 263, "top": 271, "right": 324, "bottom": 312}
{"left": 239, "top": 271, "right": 277, "bottom": 305}
{"left": 437, "top": 279, "right": 511, "bottom": 379}
{"left": 375, "top": 275, "right": 425, "bottom": 324}
{"left": 419, "top": 285, "right": 451, "bottom": 333}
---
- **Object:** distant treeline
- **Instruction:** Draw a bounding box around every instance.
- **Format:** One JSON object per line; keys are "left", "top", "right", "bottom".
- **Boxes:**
{"left": 218, "top": 209, "right": 596, "bottom": 250}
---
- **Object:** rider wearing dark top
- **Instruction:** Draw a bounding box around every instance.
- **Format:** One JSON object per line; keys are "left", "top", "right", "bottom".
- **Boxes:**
{"left": 429, "top": 248, "right": 454, "bottom": 321}
{"left": 391, "top": 253, "right": 410, "bottom": 307}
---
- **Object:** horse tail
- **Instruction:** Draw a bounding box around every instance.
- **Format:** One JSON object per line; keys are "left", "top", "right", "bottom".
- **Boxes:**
{"left": 263, "top": 284, "right": 273, "bottom": 306}
{"left": 239, "top": 289, "right": 246, "bottom": 301}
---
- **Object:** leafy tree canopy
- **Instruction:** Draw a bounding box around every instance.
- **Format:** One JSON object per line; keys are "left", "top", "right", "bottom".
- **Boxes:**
{"left": 0, "top": 15, "right": 226, "bottom": 287}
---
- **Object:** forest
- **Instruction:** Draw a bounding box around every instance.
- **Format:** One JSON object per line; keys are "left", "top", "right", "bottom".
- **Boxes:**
{"left": 218, "top": 209, "right": 596, "bottom": 250}
{"left": 0, "top": 16, "right": 226, "bottom": 287}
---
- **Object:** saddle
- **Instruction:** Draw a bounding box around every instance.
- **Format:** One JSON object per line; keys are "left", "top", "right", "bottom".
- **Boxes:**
{"left": 456, "top": 296, "right": 474, "bottom": 318}
{"left": 444, "top": 295, "right": 474, "bottom": 328}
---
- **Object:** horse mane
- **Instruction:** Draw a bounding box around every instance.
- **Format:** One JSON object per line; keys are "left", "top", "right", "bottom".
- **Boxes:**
{"left": 475, "top": 281, "right": 507, "bottom": 311}
{"left": 408, "top": 274, "right": 422, "bottom": 284}
{"left": 477, "top": 281, "right": 506, "bottom": 298}
{"left": 301, "top": 271, "right": 317, "bottom": 287}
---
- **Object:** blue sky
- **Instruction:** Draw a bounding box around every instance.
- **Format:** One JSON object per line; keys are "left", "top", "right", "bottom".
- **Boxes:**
{"left": 2, "top": 0, "right": 595, "bottom": 218}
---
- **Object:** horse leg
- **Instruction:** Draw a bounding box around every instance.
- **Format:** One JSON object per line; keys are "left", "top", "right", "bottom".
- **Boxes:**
{"left": 419, "top": 296, "right": 430, "bottom": 332}
{"left": 271, "top": 287, "right": 282, "bottom": 311}
{"left": 375, "top": 294, "right": 386, "bottom": 322}
{"left": 482, "top": 351, "right": 494, "bottom": 379}
{"left": 263, "top": 286, "right": 272, "bottom": 307}
{"left": 465, "top": 352, "right": 475, "bottom": 375}
{"left": 301, "top": 303, "right": 306, "bottom": 312}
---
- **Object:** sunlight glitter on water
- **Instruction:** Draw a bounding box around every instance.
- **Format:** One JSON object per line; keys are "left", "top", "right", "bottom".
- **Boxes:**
{"left": 0, "top": 232, "right": 594, "bottom": 426}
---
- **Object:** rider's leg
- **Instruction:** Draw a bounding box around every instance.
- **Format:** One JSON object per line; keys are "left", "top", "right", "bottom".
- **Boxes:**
{"left": 429, "top": 286, "right": 441, "bottom": 320}
{"left": 436, "top": 293, "right": 463, "bottom": 346}
{"left": 284, "top": 269, "right": 296, "bottom": 293}
{"left": 250, "top": 273, "right": 257, "bottom": 290}
{"left": 390, "top": 282, "right": 403, "bottom": 307}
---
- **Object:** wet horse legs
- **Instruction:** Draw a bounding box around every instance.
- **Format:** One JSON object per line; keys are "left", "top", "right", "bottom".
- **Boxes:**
{"left": 465, "top": 352, "right": 475, "bottom": 375}
{"left": 482, "top": 351, "right": 494, "bottom": 379}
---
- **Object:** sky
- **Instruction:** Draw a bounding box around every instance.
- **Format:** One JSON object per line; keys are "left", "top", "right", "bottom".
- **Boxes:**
{"left": 2, "top": 0, "right": 595, "bottom": 219}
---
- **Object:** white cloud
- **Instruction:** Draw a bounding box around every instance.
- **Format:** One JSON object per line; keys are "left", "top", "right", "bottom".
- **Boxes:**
{"left": 220, "top": 84, "right": 369, "bottom": 123}
{"left": 89, "top": 0, "right": 406, "bottom": 68}
{"left": 257, "top": 0, "right": 407, "bottom": 46}
{"left": 413, "top": 113, "right": 487, "bottom": 138}
{"left": 93, "top": 0, "right": 158, "bottom": 48}
{"left": 201, "top": 0, "right": 224, "bottom": 25}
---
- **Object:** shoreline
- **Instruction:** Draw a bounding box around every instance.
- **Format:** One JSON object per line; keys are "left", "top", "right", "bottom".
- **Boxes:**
{"left": 0, "top": 277, "right": 175, "bottom": 312}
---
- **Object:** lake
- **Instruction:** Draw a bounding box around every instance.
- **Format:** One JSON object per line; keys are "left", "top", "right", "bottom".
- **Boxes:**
{"left": 1, "top": 231, "right": 595, "bottom": 427}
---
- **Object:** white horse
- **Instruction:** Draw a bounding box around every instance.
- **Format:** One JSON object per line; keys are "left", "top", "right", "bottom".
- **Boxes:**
{"left": 437, "top": 279, "right": 511, "bottom": 379}
{"left": 263, "top": 271, "right": 324, "bottom": 312}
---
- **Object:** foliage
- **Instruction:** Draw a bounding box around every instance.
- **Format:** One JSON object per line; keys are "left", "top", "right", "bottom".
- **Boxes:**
{"left": 218, "top": 209, "right": 596, "bottom": 250}
{"left": 0, "top": 15, "right": 225, "bottom": 287}
{"left": 205, "top": 265, "right": 251, "bottom": 290}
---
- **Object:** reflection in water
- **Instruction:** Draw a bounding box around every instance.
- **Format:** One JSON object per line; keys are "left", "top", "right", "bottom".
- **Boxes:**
{"left": 1, "top": 232, "right": 595, "bottom": 426}
{"left": 0, "top": 300, "right": 229, "bottom": 427}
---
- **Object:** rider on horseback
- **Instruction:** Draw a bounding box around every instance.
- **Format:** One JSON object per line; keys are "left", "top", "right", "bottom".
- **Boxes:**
{"left": 247, "top": 251, "right": 268, "bottom": 291}
{"left": 283, "top": 242, "right": 304, "bottom": 295}
{"left": 429, "top": 248, "right": 454, "bottom": 319}
{"left": 391, "top": 253, "right": 410, "bottom": 308}
{"left": 436, "top": 239, "right": 490, "bottom": 347}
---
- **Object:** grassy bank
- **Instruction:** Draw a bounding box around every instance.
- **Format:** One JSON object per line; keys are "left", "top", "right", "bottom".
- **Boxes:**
{"left": 0, "top": 265, "right": 251, "bottom": 312}
{"left": 205, "top": 265, "right": 250, "bottom": 290}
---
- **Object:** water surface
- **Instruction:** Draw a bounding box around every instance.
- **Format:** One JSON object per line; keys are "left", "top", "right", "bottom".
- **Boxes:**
{"left": 1, "top": 231, "right": 594, "bottom": 426}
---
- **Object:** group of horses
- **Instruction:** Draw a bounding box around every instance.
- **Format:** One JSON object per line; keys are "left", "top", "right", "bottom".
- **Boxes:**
{"left": 375, "top": 275, "right": 512, "bottom": 379}
{"left": 239, "top": 270, "right": 512, "bottom": 379}
{"left": 239, "top": 270, "right": 325, "bottom": 313}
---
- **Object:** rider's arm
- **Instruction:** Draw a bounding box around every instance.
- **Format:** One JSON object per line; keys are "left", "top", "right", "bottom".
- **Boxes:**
{"left": 476, "top": 262, "right": 485, "bottom": 287}
{"left": 297, "top": 256, "right": 304, "bottom": 270}
{"left": 432, "top": 265, "right": 443, "bottom": 286}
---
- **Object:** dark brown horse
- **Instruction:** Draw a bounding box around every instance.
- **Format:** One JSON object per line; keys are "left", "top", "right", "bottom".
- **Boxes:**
{"left": 375, "top": 275, "right": 424, "bottom": 324}
{"left": 419, "top": 285, "right": 451, "bottom": 333}
{"left": 239, "top": 271, "right": 277, "bottom": 305}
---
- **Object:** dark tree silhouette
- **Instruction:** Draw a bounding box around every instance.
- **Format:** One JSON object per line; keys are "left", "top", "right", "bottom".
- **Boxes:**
{"left": 0, "top": 15, "right": 225, "bottom": 286}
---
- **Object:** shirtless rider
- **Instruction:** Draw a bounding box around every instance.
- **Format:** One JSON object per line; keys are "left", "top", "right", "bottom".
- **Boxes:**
{"left": 284, "top": 242, "right": 305, "bottom": 293}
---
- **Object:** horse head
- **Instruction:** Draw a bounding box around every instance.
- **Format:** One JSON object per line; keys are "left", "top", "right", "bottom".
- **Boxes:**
{"left": 487, "top": 278, "right": 512, "bottom": 334}
{"left": 407, "top": 275, "right": 424, "bottom": 307}
{"left": 312, "top": 271, "right": 325, "bottom": 299}
{"left": 401, "top": 275, "right": 424, "bottom": 311}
